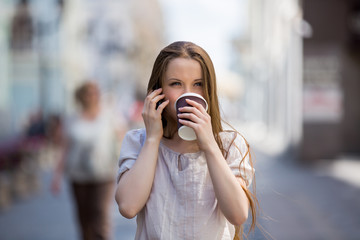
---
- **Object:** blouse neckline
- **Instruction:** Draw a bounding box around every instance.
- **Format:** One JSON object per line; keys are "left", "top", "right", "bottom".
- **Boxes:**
{"left": 159, "top": 140, "right": 203, "bottom": 158}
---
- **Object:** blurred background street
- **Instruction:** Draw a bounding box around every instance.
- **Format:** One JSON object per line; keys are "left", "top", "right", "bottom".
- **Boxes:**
{"left": 1, "top": 150, "right": 360, "bottom": 240}
{"left": 1, "top": 0, "right": 360, "bottom": 239}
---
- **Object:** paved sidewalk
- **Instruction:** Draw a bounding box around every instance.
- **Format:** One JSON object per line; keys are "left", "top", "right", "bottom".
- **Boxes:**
{"left": 1, "top": 152, "right": 360, "bottom": 240}
{"left": 0, "top": 171, "right": 136, "bottom": 240}
{"left": 251, "top": 152, "right": 360, "bottom": 240}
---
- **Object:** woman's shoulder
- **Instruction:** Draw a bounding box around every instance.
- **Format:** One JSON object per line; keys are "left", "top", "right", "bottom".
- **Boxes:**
{"left": 219, "top": 130, "right": 247, "bottom": 149}
{"left": 125, "top": 128, "right": 146, "bottom": 136}
{"left": 124, "top": 128, "right": 146, "bottom": 145}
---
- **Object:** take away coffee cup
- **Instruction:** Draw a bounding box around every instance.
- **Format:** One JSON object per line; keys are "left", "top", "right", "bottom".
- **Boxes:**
{"left": 175, "top": 93, "right": 208, "bottom": 141}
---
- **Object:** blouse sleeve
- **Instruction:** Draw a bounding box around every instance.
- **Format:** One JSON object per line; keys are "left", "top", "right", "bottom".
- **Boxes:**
{"left": 223, "top": 132, "right": 255, "bottom": 187}
{"left": 116, "top": 128, "right": 145, "bottom": 183}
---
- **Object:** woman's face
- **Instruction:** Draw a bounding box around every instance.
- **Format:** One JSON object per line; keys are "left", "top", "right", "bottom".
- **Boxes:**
{"left": 162, "top": 57, "right": 204, "bottom": 120}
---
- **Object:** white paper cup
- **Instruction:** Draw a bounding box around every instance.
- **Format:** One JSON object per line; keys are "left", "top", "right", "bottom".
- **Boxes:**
{"left": 174, "top": 93, "right": 208, "bottom": 141}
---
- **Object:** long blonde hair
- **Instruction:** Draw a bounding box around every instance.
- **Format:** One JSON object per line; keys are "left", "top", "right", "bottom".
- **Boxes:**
{"left": 147, "top": 41, "right": 258, "bottom": 239}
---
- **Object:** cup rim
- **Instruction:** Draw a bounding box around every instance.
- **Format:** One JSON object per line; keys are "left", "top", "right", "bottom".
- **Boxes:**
{"left": 174, "top": 93, "right": 208, "bottom": 111}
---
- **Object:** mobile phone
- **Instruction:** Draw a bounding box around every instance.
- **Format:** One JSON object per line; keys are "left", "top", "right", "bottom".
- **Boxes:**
{"left": 153, "top": 82, "right": 164, "bottom": 109}
{"left": 152, "top": 82, "right": 167, "bottom": 127}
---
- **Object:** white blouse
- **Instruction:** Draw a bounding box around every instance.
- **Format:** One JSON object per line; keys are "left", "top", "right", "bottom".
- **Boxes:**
{"left": 117, "top": 128, "right": 254, "bottom": 240}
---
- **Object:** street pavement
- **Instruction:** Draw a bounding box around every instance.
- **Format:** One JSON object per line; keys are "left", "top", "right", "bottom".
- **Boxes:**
{"left": 1, "top": 151, "right": 360, "bottom": 240}
{"left": 250, "top": 151, "right": 360, "bottom": 240}
{"left": 0, "top": 171, "right": 136, "bottom": 240}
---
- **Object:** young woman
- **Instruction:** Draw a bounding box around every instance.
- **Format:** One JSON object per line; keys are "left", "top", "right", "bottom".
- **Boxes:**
{"left": 115, "top": 41, "right": 257, "bottom": 240}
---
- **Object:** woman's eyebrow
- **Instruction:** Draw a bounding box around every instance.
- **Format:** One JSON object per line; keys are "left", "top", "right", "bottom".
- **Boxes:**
{"left": 166, "top": 78, "right": 182, "bottom": 81}
{"left": 165, "top": 78, "right": 203, "bottom": 81}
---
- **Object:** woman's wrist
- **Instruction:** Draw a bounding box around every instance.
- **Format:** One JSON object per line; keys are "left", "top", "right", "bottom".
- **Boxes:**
{"left": 144, "top": 135, "right": 162, "bottom": 145}
{"left": 201, "top": 138, "right": 220, "bottom": 156}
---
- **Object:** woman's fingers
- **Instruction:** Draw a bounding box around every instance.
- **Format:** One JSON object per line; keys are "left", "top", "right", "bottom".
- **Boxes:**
{"left": 178, "top": 118, "right": 198, "bottom": 129}
{"left": 178, "top": 99, "right": 211, "bottom": 128}
{"left": 145, "top": 88, "right": 163, "bottom": 105}
{"left": 149, "top": 88, "right": 163, "bottom": 98}
{"left": 151, "top": 94, "right": 166, "bottom": 108}
{"left": 185, "top": 99, "right": 207, "bottom": 114}
{"left": 177, "top": 112, "right": 201, "bottom": 123}
{"left": 178, "top": 105, "right": 204, "bottom": 120}
{"left": 156, "top": 99, "right": 169, "bottom": 112}
{"left": 143, "top": 88, "right": 164, "bottom": 111}
{"left": 142, "top": 88, "right": 166, "bottom": 141}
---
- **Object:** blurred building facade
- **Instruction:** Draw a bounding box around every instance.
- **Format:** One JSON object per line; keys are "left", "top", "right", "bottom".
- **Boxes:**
{"left": 0, "top": 0, "right": 164, "bottom": 140}
{"left": 0, "top": 0, "right": 164, "bottom": 211}
{"left": 233, "top": 0, "right": 360, "bottom": 163}
{"left": 231, "top": 0, "right": 303, "bottom": 156}
{"left": 2, "top": 0, "right": 358, "bottom": 164}
{"left": 302, "top": 0, "right": 360, "bottom": 162}
{"left": 59, "top": 0, "right": 164, "bottom": 121}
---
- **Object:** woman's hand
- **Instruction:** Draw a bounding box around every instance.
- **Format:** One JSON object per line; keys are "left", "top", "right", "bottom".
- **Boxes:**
{"left": 179, "top": 99, "right": 250, "bottom": 226}
{"left": 142, "top": 88, "right": 169, "bottom": 142}
{"left": 177, "top": 99, "right": 217, "bottom": 151}
{"left": 117, "top": 88, "right": 168, "bottom": 218}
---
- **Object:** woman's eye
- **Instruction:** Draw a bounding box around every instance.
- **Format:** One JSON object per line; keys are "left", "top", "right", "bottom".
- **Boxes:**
{"left": 194, "top": 82, "right": 203, "bottom": 87}
{"left": 170, "top": 82, "right": 181, "bottom": 86}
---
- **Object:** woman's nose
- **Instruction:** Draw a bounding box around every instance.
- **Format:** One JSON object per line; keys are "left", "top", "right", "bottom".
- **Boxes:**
{"left": 183, "top": 85, "right": 192, "bottom": 94}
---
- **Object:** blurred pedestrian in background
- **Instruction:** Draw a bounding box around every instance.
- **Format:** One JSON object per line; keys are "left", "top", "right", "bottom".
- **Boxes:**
{"left": 51, "top": 81, "right": 123, "bottom": 240}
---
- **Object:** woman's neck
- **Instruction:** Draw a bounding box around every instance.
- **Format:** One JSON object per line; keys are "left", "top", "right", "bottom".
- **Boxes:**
{"left": 162, "top": 132, "right": 200, "bottom": 153}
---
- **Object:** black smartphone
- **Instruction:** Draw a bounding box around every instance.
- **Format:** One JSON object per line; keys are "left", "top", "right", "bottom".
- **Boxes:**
{"left": 152, "top": 82, "right": 167, "bottom": 127}
{"left": 153, "top": 82, "right": 164, "bottom": 109}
